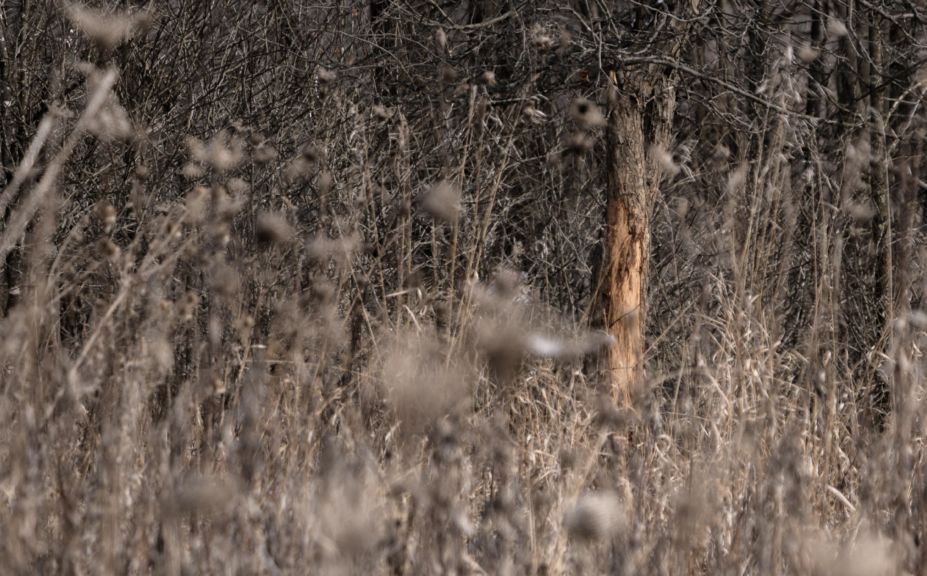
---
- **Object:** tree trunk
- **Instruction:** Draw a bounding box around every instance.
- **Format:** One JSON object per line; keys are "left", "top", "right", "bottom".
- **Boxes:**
{"left": 869, "top": 14, "right": 893, "bottom": 333}
{"left": 602, "top": 72, "right": 674, "bottom": 404}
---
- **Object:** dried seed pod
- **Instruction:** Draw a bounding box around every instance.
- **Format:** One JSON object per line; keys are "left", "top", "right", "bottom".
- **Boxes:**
{"left": 66, "top": 3, "right": 151, "bottom": 50}
{"left": 565, "top": 492, "right": 627, "bottom": 542}
{"left": 433, "top": 27, "right": 448, "bottom": 54}
{"left": 651, "top": 145, "right": 680, "bottom": 176}
{"left": 372, "top": 104, "right": 393, "bottom": 119}
{"left": 317, "top": 66, "right": 337, "bottom": 83}
{"left": 301, "top": 145, "right": 322, "bottom": 164}
{"left": 570, "top": 98, "right": 605, "bottom": 128}
{"left": 826, "top": 18, "right": 848, "bottom": 38}
{"left": 253, "top": 143, "right": 278, "bottom": 164}
{"left": 438, "top": 64, "right": 460, "bottom": 84}
{"left": 564, "top": 132, "right": 594, "bottom": 155}
{"left": 318, "top": 171, "right": 333, "bottom": 195}
{"left": 798, "top": 45, "right": 819, "bottom": 63}
{"left": 254, "top": 212, "right": 295, "bottom": 246}
{"left": 523, "top": 105, "right": 548, "bottom": 124}
{"left": 530, "top": 24, "right": 554, "bottom": 50}
{"left": 421, "top": 180, "right": 461, "bottom": 223}
{"left": 95, "top": 201, "right": 117, "bottom": 232}
{"left": 98, "top": 238, "right": 121, "bottom": 261}
{"left": 177, "top": 291, "right": 199, "bottom": 322}
{"left": 181, "top": 162, "right": 204, "bottom": 179}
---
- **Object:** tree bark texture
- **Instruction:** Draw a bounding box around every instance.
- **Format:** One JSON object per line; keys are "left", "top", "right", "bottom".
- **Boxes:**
{"left": 602, "top": 72, "right": 675, "bottom": 404}
{"left": 869, "top": 14, "right": 893, "bottom": 333}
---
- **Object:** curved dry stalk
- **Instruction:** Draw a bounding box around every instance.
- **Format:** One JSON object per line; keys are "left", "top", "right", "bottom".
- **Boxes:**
{"left": 0, "top": 68, "right": 118, "bottom": 267}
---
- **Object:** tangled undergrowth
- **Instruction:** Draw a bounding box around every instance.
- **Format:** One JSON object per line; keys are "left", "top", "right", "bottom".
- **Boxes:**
{"left": 1, "top": 2, "right": 926, "bottom": 575}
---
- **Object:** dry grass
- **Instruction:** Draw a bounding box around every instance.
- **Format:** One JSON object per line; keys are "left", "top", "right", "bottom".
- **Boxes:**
{"left": 0, "top": 2, "right": 925, "bottom": 575}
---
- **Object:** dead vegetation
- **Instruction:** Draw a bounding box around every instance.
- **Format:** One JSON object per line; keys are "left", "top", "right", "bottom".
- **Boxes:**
{"left": 0, "top": 1, "right": 926, "bottom": 574}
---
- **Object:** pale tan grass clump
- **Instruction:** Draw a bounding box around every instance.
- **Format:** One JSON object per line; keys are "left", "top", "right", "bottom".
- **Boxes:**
{"left": 255, "top": 212, "right": 296, "bottom": 245}
{"left": 570, "top": 98, "right": 605, "bottom": 129}
{"left": 66, "top": 4, "right": 152, "bottom": 50}
{"left": 422, "top": 180, "right": 461, "bottom": 223}
{"left": 564, "top": 492, "right": 628, "bottom": 542}
{"left": 379, "top": 329, "right": 472, "bottom": 437}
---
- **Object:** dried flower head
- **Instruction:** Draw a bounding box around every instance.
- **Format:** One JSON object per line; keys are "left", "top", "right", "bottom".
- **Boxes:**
{"left": 652, "top": 145, "right": 680, "bottom": 176}
{"left": 253, "top": 143, "right": 278, "bottom": 164}
{"left": 422, "top": 180, "right": 461, "bottom": 223}
{"left": 254, "top": 212, "right": 295, "bottom": 245}
{"left": 66, "top": 3, "right": 152, "bottom": 50}
{"left": 227, "top": 178, "right": 249, "bottom": 195}
{"left": 530, "top": 24, "right": 554, "bottom": 50}
{"left": 523, "top": 105, "right": 548, "bottom": 124}
{"left": 182, "top": 162, "right": 204, "bottom": 180}
{"left": 186, "top": 132, "right": 244, "bottom": 172}
{"left": 524, "top": 330, "right": 614, "bottom": 361}
{"left": 95, "top": 201, "right": 117, "bottom": 232}
{"left": 183, "top": 185, "right": 209, "bottom": 223}
{"left": 177, "top": 291, "right": 199, "bottom": 322}
{"left": 284, "top": 158, "right": 312, "bottom": 182}
{"left": 477, "top": 321, "right": 527, "bottom": 382}
{"left": 571, "top": 98, "right": 605, "bottom": 128}
{"left": 836, "top": 532, "right": 899, "bottom": 576}
{"left": 307, "top": 232, "right": 361, "bottom": 266}
{"left": 98, "top": 238, "right": 121, "bottom": 261}
{"left": 438, "top": 64, "right": 460, "bottom": 84}
{"left": 317, "top": 464, "right": 385, "bottom": 558}
{"left": 87, "top": 97, "right": 134, "bottom": 141}
{"left": 381, "top": 330, "right": 470, "bottom": 437}
{"left": 726, "top": 162, "right": 749, "bottom": 193}
{"left": 827, "top": 18, "right": 848, "bottom": 38}
{"left": 372, "top": 104, "right": 393, "bottom": 119}
{"left": 564, "top": 132, "right": 595, "bottom": 155}
{"left": 565, "top": 492, "right": 628, "bottom": 542}
{"left": 798, "top": 45, "right": 820, "bottom": 63}
{"left": 433, "top": 27, "right": 448, "bottom": 53}
{"left": 317, "top": 66, "right": 337, "bottom": 83}
{"left": 318, "top": 171, "right": 333, "bottom": 195}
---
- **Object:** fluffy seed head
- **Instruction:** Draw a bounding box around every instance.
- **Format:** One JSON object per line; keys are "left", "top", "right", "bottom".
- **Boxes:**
{"left": 317, "top": 67, "right": 337, "bottom": 83}
{"left": 66, "top": 3, "right": 152, "bottom": 50}
{"left": 571, "top": 98, "right": 605, "bottom": 128}
{"left": 564, "top": 132, "right": 595, "bottom": 155}
{"left": 565, "top": 492, "right": 628, "bottom": 542}
{"left": 434, "top": 28, "right": 447, "bottom": 53}
{"left": 95, "top": 201, "right": 117, "bottom": 231}
{"left": 255, "top": 212, "right": 295, "bottom": 245}
{"left": 798, "top": 45, "right": 820, "bottom": 63}
{"left": 652, "top": 145, "right": 680, "bottom": 176}
{"left": 422, "top": 180, "right": 461, "bottom": 223}
{"left": 827, "top": 18, "right": 848, "bottom": 38}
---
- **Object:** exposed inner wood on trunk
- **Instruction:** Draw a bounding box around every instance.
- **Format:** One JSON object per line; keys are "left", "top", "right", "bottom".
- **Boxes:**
{"left": 602, "top": 75, "right": 673, "bottom": 404}
{"left": 605, "top": 195, "right": 646, "bottom": 405}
